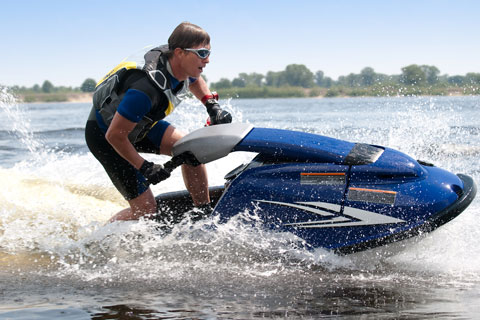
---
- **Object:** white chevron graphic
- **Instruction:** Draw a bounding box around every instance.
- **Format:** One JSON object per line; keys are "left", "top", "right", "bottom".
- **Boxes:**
{"left": 255, "top": 200, "right": 405, "bottom": 228}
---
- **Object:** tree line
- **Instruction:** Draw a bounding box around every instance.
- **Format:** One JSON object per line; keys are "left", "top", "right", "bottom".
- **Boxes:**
{"left": 10, "top": 78, "right": 97, "bottom": 95}
{"left": 7, "top": 64, "right": 480, "bottom": 102}
{"left": 13, "top": 64, "right": 480, "bottom": 94}
{"left": 209, "top": 64, "right": 480, "bottom": 97}
{"left": 7, "top": 78, "right": 97, "bottom": 103}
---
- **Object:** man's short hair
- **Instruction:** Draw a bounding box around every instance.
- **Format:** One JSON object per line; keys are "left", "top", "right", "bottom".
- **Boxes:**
{"left": 167, "top": 22, "right": 210, "bottom": 58}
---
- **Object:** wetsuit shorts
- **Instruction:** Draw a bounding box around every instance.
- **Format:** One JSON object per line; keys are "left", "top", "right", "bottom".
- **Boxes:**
{"left": 85, "top": 117, "right": 171, "bottom": 200}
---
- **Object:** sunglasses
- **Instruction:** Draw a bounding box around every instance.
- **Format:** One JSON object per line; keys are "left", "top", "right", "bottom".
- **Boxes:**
{"left": 184, "top": 48, "right": 211, "bottom": 59}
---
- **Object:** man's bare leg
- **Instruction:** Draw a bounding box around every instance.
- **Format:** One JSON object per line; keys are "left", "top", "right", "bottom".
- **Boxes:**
{"left": 160, "top": 125, "right": 210, "bottom": 206}
{"left": 182, "top": 163, "right": 210, "bottom": 205}
{"left": 108, "top": 188, "right": 157, "bottom": 222}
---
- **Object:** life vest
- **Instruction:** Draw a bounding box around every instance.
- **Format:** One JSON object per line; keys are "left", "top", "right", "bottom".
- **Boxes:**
{"left": 93, "top": 45, "right": 191, "bottom": 143}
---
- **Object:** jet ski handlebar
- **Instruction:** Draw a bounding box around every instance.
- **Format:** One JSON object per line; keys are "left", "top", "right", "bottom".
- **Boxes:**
{"left": 162, "top": 151, "right": 202, "bottom": 173}
{"left": 160, "top": 123, "right": 254, "bottom": 176}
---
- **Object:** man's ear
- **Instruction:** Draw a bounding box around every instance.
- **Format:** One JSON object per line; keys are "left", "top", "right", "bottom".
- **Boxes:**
{"left": 173, "top": 47, "right": 184, "bottom": 57}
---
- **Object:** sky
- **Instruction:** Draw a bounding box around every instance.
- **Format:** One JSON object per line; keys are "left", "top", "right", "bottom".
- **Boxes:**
{"left": 1, "top": 0, "right": 479, "bottom": 88}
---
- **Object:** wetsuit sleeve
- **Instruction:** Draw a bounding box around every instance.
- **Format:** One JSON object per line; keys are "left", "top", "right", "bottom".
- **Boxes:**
{"left": 117, "top": 89, "right": 152, "bottom": 123}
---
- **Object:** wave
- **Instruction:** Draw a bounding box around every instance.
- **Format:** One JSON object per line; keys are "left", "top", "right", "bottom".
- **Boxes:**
{"left": 1, "top": 155, "right": 479, "bottom": 286}
{"left": 2, "top": 91, "right": 480, "bottom": 288}
{"left": 34, "top": 127, "right": 85, "bottom": 135}
{"left": 0, "top": 165, "right": 126, "bottom": 252}
{"left": 0, "top": 145, "right": 21, "bottom": 152}
{"left": 0, "top": 128, "right": 84, "bottom": 135}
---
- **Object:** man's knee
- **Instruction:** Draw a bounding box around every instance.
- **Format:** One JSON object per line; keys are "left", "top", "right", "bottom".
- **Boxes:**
{"left": 129, "top": 189, "right": 157, "bottom": 215}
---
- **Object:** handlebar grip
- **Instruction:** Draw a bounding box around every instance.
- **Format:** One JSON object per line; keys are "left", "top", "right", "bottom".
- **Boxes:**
{"left": 162, "top": 152, "right": 202, "bottom": 173}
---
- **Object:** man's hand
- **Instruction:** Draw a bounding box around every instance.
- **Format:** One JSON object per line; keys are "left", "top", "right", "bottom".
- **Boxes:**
{"left": 205, "top": 99, "right": 232, "bottom": 125}
{"left": 139, "top": 160, "right": 171, "bottom": 185}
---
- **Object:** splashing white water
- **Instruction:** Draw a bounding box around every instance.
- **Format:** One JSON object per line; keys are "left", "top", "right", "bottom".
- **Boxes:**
{"left": 1, "top": 92, "right": 479, "bottom": 287}
{"left": 0, "top": 87, "right": 46, "bottom": 159}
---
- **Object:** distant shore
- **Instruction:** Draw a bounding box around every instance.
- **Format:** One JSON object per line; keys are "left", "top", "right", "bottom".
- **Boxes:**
{"left": 66, "top": 93, "right": 93, "bottom": 103}
{"left": 14, "top": 86, "right": 478, "bottom": 103}
{"left": 16, "top": 92, "right": 93, "bottom": 103}
{"left": 213, "top": 85, "right": 478, "bottom": 99}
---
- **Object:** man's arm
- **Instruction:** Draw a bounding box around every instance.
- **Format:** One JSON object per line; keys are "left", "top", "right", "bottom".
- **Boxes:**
{"left": 106, "top": 112, "right": 170, "bottom": 184}
{"left": 105, "top": 113, "right": 144, "bottom": 169}
{"left": 189, "top": 77, "right": 232, "bottom": 125}
{"left": 189, "top": 76, "right": 211, "bottom": 100}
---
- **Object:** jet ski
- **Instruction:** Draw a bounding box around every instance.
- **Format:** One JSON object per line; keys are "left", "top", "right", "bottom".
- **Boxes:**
{"left": 154, "top": 123, "right": 476, "bottom": 254}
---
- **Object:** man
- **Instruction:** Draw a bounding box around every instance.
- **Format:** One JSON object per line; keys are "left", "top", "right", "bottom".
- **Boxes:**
{"left": 85, "top": 22, "right": 231, "bottom": 222}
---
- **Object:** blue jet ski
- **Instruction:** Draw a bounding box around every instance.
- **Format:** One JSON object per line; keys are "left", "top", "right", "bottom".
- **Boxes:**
{"left": 154, "top": 123, "right": 476, "bottom": 254}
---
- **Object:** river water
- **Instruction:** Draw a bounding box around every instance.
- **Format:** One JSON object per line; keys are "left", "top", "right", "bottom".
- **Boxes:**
{"left": 0, "top": 89, "right": 479, "bottom": 319}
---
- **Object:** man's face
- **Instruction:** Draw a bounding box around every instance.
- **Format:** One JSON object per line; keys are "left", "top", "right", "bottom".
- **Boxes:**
{"left": 179, "top": 44, "right": 211, "bottom": 78}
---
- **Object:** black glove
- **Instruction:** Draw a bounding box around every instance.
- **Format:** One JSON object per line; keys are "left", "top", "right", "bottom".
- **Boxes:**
{"left": 205, "top": 99, "right": 232, "bottom": 125}
{"left": 139, "top": 160, "right": 170, "bottom": 185}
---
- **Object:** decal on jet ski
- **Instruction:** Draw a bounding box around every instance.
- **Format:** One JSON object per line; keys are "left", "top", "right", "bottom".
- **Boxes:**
{"left": 300, "top": 172, "right": 346, "bottom": 185}
{"left": 347, "top": 187, "right": 397, "bottom": 205}
{"left": 255, "top": 200, "right": 405, "bottom": 228}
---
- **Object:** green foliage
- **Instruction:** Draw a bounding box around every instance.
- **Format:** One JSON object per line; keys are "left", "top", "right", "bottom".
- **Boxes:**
{"left": 265, "top": 70, "right": 287, "bottom": 87}
{"left": 231, "top": 77, "right": 246, "bottom": 87}
{"left": 42, "top": 80, "right": 54, "bottom": 93}
{"left": 315, "top": 70, "right": 333, "bottom": 88}
{"left": 325, "top": 87, "right": 346, "bottom": 97}
{"left": 462, "top": 85, "right": 480, "bottom": 95}
{"left": 215, "top": 86, "right": 307, "bottom": 99}
{"left": 7, "top": 67, "right": 480, "bottom": 103}
{"left": 421, "top": 65, "right": 440, "bottom": 85}
{"left": 360, "top": 67, "right": 376, "bottom": 86}
{"left": 285, "top": 64, "right": 315, "bottom": 88}
{"left": 81, "top": 78, "right": 97, "bottom": 92}
{"left": 261, "top": 64, "right": 314, "bottom": 88}
{"left": 315, "top": 71, "right": 324, "bottom": 86}
{"left": 232, "top": 72, "right": 264, "bottom": 87}
{"left": 400, "top": 64, "right": 426, "bottom": 86}
{"left": 22, "top": 93, "right": 69, "bottom": 103}
{"left": 466, "top": 73, "right": 480, "bottom": 85}
{"left": 448, "top": 75, "right": 464, "bottom": 86}
{"left": 213, "top": 78, "right": 232, "bottom": 89}
{"left": 308, "top": 87, "right": 324, "bottom": 97}
{"left": 9, "top": 78, "right": 92, "bottom": 102}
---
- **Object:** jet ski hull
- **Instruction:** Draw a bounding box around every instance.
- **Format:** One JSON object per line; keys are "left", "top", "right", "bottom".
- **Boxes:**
{"left": 153, "top": 124, "right": 476, "bottom": 254}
